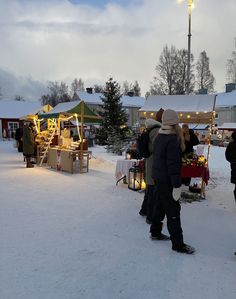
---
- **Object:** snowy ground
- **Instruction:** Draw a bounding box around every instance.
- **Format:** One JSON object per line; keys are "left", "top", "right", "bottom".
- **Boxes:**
{"left": 0, "top": 141, "right": 236, "bottom": 299}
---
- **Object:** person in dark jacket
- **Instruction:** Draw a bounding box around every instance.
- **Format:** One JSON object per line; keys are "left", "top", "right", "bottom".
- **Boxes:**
{"left": 15, "top": 127, "right": 23, "bottom": 152}
{"left": 23, "top": 122, "right": 35, "bottom": 168}
{"left": 139, "top": 108, "right": 164, "bottom": 223}
{"left": 225, "top": 131, "right": 236, "bottom": 202}
{"left": 150, "top": 109, "right": 195, "bottom": 254}
{"left": 139, "top": 118, "right": 162, "bottom": 222}
{"left": 182, "top": 124, "right": 200, "bottom": 157}
{"left": 182, "top": 124, "right": 200, "bottom": 185}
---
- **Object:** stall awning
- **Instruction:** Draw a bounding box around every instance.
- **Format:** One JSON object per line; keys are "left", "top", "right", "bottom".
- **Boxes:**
{"left": 38, "top": 101, "right": 102, "bottom": 124}
{"left": 21, "top": 104, "right": 53, "bottom": 120}
{"left": 139, "top": 95, "right": 216, "bottom": 124}
{"left": 218, "top": 123, "right": 236, "bottom": 131}
{"left": 186, "top": 124, "right": 209, "bottom": 130}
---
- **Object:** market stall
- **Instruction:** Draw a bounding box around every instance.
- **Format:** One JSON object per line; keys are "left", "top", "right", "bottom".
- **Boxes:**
{"left": 139, "top": 94, "right": 217, "bottom": 198}
{"left": 20, "top": 104, "right": 53, "bottom": 132}
{"left": 38, "top": 101, "right": 102, "bottom": 173}
{"left": 217, "top": 123, "right": 236, "bottom": 146}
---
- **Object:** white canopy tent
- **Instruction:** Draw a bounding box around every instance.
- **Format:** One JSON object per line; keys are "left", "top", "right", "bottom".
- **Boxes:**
{"left": 140, "top": 95, "right": 217, "bottom": 170}
{"left": 139, "top": 95, "right": 216, "bottom": 124}
{"left": 218, "top": 123, "right": 236, "bottom": 131}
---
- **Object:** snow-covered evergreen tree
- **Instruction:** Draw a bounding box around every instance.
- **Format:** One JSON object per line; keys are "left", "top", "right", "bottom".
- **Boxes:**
{"left": 98, "top": 78, "right": 128, "bottom": 150}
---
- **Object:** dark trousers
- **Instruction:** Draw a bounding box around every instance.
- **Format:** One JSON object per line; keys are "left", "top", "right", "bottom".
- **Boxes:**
{"left": 140, "top": 185, "right": 156, "bottom": 221}
{"left": 150, "top": 183, "right": 184, "bottom": 247}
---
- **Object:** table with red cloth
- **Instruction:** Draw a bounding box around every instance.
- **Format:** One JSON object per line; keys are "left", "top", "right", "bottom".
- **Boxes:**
{"left": 181, "top": 164, "right": 209, "bottom": 198}
{"left": 181, "top": 164, "right": 209, "bottom": 184}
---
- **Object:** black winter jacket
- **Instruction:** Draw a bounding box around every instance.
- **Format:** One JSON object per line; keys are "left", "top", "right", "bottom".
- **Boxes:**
{"left": 225, "top": 140, "right": 236, "bottom": 184}
{"left": 152, "top": 132, "right": 182, "bottom": 188}
{"left": 183, "top": 130, "right": 199, "bottom": 156}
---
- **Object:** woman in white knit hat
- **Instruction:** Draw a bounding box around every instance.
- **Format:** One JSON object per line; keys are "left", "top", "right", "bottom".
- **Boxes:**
{"left": 150, "top": 109, "right": 195, "bottom": 254}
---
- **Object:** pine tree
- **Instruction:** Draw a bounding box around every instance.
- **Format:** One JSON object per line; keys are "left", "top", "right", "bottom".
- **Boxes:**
{"left": 98, "top": 78, "right": 128, "bottom": 150}
{"left": 196, "top": 51, "right": 215, "bottom": 93}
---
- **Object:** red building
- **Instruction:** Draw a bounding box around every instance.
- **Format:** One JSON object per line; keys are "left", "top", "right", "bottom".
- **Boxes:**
{"left": 0, "top": 100, "right": 41, "bottom": 139}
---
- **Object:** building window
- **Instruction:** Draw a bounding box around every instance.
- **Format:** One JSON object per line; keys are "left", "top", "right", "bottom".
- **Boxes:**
{"left": 8, "top": 122, "right": 19, "bottom": 138}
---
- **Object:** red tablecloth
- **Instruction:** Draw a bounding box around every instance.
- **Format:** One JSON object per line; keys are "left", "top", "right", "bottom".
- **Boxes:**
{"left": 181, "top": 165, "right": 209, "bottom": 185}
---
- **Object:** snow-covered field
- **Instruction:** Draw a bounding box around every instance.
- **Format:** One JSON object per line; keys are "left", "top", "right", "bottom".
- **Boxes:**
{"left": 0, "top": 141, "right": 236, "bottom": 299}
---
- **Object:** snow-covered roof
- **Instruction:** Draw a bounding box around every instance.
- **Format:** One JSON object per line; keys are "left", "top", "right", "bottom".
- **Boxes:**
{"left": 139, "top": 95, "right": 216, "bottom": 124}
{"left": 77, "top": 92, "right": 145, "bottom": 108}
{"left": 0, "top": 100, "right": 42, "bottom": 119}
{"left": 218, "top": 123, "right": 236, "bottom": 130}
{"left": 140, "top": 95, "right": 216, "bottom": 112}
{"left": 215, "top": 90, "right": 236, "bottom": 107}
{"left": 44, "top": 101, "right": 78, "bottom": 115}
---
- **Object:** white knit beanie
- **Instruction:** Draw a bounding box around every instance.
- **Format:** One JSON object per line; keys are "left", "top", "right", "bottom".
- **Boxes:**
{"left": 162, "top": 109, "right": 179, "bottom": 126}
{"left": 145, "top": 118, "right": 158, "bottom": 128}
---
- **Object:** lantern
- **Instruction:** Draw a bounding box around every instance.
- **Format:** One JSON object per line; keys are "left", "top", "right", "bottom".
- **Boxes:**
{"left": 128, "top": 162, "right": 143, "bottom": 191}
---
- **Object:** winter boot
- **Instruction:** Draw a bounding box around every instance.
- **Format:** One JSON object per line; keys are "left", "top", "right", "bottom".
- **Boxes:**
{"left": 139, "top": 210, "right": 146, "bottom": 217}
{"left": 26, "top": 158, "right": 34, "bottom": 168}
{"left": 150, "top": 233, "right": 170, "bottom": 241}
{"left": 172, "top": 243, "right": 195, "bottom": 254}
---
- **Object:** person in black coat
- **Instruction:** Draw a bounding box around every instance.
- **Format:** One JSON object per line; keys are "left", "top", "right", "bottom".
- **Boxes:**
{"left": 15, "top": 127, "right": 23, "bottom": 152}
{"left": 182, "top": 124, "right": 200, "bottom": 185}
{"left": 150, "top": 109, "right": 195, "bottom": 254}
{"left": 182, "top": 124, "right": 200, "bottom": 157}
{"left": 225, "top": 131, "right": 236, "bottom": 202}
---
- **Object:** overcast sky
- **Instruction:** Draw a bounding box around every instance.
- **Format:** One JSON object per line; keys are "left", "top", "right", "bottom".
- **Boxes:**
{"left": 0, "top": 0, "right": 235, "bottom": 99}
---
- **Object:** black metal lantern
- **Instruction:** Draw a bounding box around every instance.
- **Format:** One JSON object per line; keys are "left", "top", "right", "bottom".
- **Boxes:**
{"left": 128, "top": 162, "right": 142, "bottom": 191}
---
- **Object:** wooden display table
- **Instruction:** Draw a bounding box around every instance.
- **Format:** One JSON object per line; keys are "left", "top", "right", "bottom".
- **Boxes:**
{"left": 48, "top": 147, "right": 92, "bottom": 174}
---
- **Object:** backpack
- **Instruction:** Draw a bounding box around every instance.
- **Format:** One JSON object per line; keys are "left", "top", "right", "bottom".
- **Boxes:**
{"left": 137, "top": 125, "right": 159, "bottom": 158}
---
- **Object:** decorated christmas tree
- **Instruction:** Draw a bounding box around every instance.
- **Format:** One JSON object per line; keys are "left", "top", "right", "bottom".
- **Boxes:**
{"left": 98, "top": 78, "right": 128, "bottom": 153}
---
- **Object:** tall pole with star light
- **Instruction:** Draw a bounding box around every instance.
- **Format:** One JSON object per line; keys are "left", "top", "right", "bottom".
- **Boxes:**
{"left": 178, "top": 0, "right": 194, "bottom": 94}
{"left": 187, "top": 0, "right": 194, "bottom": 94}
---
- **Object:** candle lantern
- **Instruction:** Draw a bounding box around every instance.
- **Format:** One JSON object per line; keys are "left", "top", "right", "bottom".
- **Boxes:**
{"left": 128, "top": 162, "right": 143, "bottom": 191}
